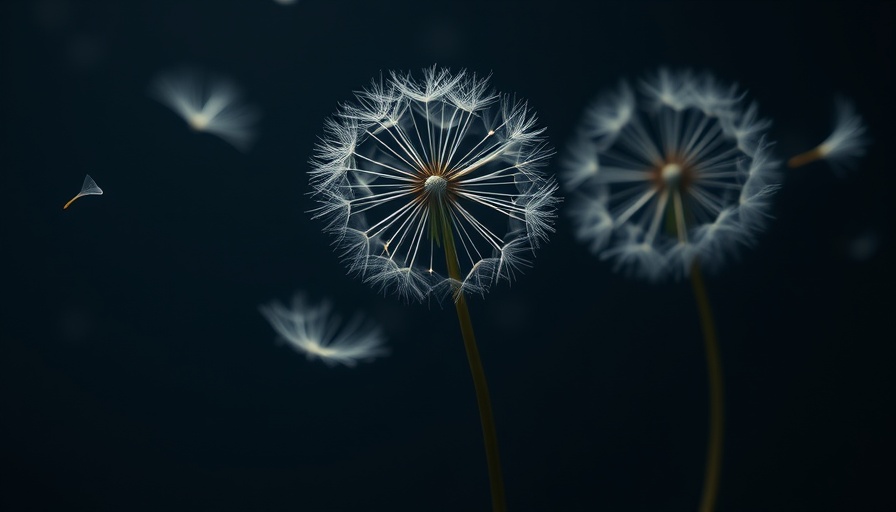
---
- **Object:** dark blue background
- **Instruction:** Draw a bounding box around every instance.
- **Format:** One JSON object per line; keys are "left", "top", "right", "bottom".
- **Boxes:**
{"left": 1, "top": 1, "right": 893, "bottom": 510}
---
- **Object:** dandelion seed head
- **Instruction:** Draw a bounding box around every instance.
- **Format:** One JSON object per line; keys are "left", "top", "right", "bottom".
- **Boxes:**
{"left": 563, "top": 69, "right": 780, "bottom": 281}
{"left": 310, "top": 66, "right": 559, "bottom": 302}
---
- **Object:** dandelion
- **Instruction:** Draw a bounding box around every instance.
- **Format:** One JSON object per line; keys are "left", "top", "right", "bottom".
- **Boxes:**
{"left": 149, "top": 68, "right": 260, "bottom": 152}
{"left": 310, "top": 67, "right": 558, "bottom": 303}
{"left": 787, "top": 96, "right": 869, "bottom": 174}
{"left": 562, "top": 69, "right": 781, "bottom": 512}
{"left": 63, "top": 174, "right": 103, "bottom": 209}
{"left": 258, "top": 293, "right": 387, "bottom": 367}
{"left": 309, "top": 66, "right": 559, "bottom": 511}
{"left": 562, "top": 68, "right": 780, "bottom": 281}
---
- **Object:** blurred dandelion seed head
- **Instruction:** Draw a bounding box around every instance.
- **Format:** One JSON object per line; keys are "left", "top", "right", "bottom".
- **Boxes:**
{"left": 562, "top": 68, "right": 781, "bottom": 281}
{"left": 309, "top": 66, "right": 560, "bottom": 303}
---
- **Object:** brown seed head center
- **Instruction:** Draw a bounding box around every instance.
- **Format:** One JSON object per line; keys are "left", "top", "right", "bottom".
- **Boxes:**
{"left": 651, "top": 158, "right": 694, "bottom": 192}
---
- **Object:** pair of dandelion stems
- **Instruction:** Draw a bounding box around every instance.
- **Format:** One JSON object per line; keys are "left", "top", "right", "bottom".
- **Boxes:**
{"left": 690, "top": 263, "right": 724, "bottom": 512}
{"left": 435, "top": 200, "right": 507, "bottom": 512}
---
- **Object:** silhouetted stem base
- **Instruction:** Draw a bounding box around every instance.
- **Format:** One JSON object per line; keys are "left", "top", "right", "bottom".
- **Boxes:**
{"left": 691, "top": 263, "right": 724, "bottom": 512}
{"left": 453, "top": 294, "right": 506, "bottom": 512}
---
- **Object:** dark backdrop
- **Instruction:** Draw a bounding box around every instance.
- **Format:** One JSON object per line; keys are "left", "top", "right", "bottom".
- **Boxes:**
{"left": 1, "top": 1, "right": 893, "bottom": 511}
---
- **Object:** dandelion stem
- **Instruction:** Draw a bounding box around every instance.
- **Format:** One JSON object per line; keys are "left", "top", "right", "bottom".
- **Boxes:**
{"left": 787, "top": 146, "right": 823, "bottom": 168}
{"left": 439, "top": 204, "right": 507, "bottom": 512}
{"left": 691, "top": 262, "right": 724, "bottom": 512}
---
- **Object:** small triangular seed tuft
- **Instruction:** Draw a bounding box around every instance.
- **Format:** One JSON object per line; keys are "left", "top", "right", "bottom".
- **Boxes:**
{"left": 64, "top": 174, "right": 103, "bottom": 209}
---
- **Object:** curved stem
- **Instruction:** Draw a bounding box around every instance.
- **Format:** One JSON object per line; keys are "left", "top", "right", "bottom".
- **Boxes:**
{"left": 691, "top": 263, "right": 724, "bottom": 512}
{"left": 440, "top": 207, "right": 507, "bottom": 512}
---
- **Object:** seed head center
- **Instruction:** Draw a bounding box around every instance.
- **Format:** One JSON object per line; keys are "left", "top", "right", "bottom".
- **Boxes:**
{"left": 661, "top": 163, "right": 683, "bottom": 187}
{"left": 424, "top": 175, "right": 448, "bottom": 196}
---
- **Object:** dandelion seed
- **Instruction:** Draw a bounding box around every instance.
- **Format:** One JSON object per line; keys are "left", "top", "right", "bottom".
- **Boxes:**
{"left": 63, "top": 174, "right": 103, "bottom": 209}
{"left": 787, "top": 96, "right": 869, "bottom": 173}
{"left": 149, "top": 68, "right": 260, "bottom": 152}
{"left": 562, "top": 68, "right": 780, "bottom": 281}
{"left": 258, "top": 294, "right": 387, "bottom": 367}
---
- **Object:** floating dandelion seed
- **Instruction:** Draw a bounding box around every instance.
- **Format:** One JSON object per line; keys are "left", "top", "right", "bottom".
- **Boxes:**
{"left": 562, "top": 68, "right": 780, "bottom": 281}
{"left": 309, "top": 67, "right": 559, "bottom": 511}
{"left": 258, "top": 294, "right": 387, "bottom": 367}
{"left": 149, "top": 68, "right": 260, "bottom": 152}
{"left": 562, "top": 68, "right": 782, "bottom": 512}
{"left": 63, "top": 174, "right": 103, "bottom": 209}
{"left": 788, "top": 96, "right": 869, "bottom": 173}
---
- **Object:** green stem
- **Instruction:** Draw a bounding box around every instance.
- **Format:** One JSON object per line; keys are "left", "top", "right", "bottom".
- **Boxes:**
{"left": 440, "top": 208, "right": 507, "bottom": 512}
{"left": 691, "top": 263, "right": 724, "bottom": 512}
